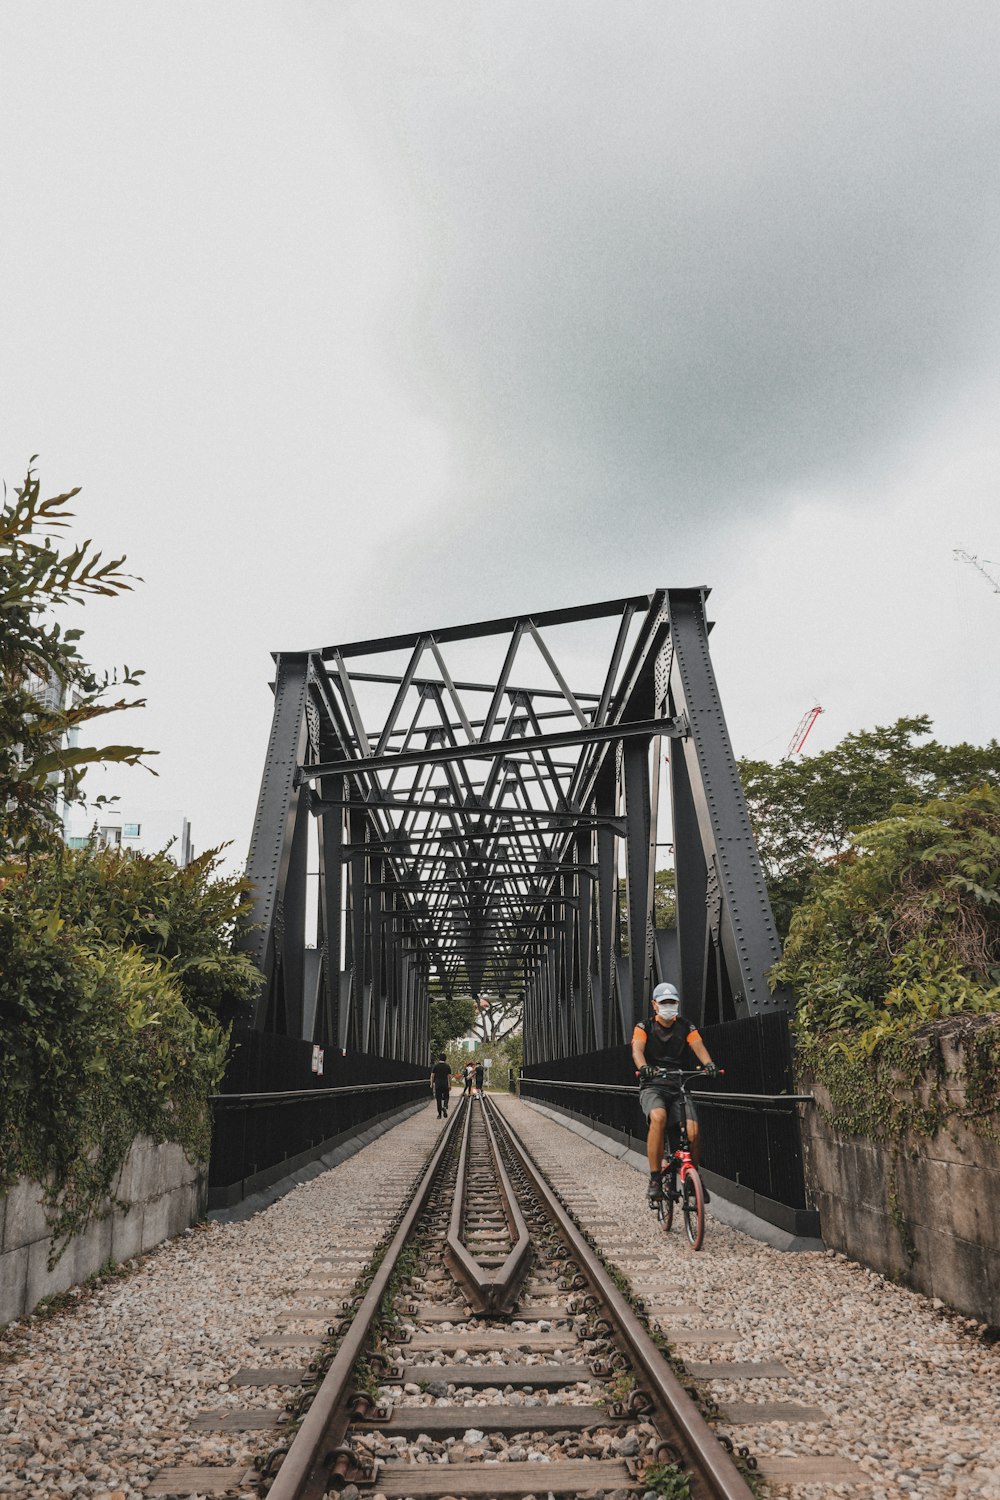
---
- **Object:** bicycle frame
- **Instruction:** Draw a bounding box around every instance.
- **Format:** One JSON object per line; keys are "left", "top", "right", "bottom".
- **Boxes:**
{"left": 646, "top": 1067, "right": 709, "bottom": 1250}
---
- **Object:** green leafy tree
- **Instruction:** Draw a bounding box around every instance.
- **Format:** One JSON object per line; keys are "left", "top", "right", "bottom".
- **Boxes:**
{"left": 773, "top": 784, "right": 1000, "bottom": 1053}
{"left": 0, "top": 462, "right": 247, "bottom": 1257}
{"left": 0, "top": 464, "right": 152, "bottom": 868}
{"left": 740, "top": 716, "right": 1000, "bottom": 935}
{"left": 429, "top": 992, "right": 477, "bottom": 1056}
{"left": 469, "top": 992, "right": 522, "bottom": 1044}
{"left": 653, "top": 867, "right": 676, "bottom": 927}
{"left": 618, "top": 865, "right": 677, "bottom": 955}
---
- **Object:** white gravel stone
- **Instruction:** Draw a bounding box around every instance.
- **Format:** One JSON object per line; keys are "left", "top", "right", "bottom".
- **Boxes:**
{"left": 0, "top": 1106, "right": 444, "bottom": 1497}
{"left": 496, "top": 1096, "right": 1000, "bottom": 1500}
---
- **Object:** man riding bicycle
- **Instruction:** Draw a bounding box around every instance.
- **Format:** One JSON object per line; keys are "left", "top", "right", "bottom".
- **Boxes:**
{"left": 632, "top": 981, "right": 718, "bottom": 1204}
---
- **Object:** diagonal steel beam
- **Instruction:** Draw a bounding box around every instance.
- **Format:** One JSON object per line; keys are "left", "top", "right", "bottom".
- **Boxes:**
{"left": 301, "top": 715, "right": 682, "bottom": 780}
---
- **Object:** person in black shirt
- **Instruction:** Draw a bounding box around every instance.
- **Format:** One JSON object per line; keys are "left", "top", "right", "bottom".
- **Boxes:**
{"left": 430, "top": 1054, "right": 451, "bottom": 1118}
{"left": 474, "top": 1060, "right": 484, "bottom": 1095}
{"left": 632, "top": 982, "right": 717, "bottom": 1203}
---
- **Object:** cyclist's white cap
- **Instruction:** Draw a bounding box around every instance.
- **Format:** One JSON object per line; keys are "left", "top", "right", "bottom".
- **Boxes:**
{"left": 652, "top": 981, "right": 680, "bottom": 1018}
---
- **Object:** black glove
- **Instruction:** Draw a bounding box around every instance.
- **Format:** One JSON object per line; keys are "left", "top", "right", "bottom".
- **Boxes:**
{"left": 637, "top": 1064, "right": 654, "bottom": 1085}
{"left": 703, "top": 1060, "right": 719, "bottom": 1077}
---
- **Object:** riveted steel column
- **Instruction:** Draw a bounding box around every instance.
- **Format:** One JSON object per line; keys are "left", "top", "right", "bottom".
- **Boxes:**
{"left": 577, "top": 839, "right": 597, "bottom": 1051}
{"left": 349, "top": 806, "right": 372, "bottom": 1051}
{"left": 666, "top": 589, "right": 788, "bottom": 1018}
{"left": 242, "top": 653, "right": 310, "bottom": 1030}
{"left": 574, "top": 833, "right": 593, "bottom": 1053}
{"left": 594, "top": 758, "right": 617, "bottom": 1048}
{"left": 623, "top": 737, "right": 657, "bottom": 1033}
{"left": 666, "top": 704, "right": 709, "bottom": 1025}
{"left": 280, "top": 792, "right": 310, "bottom": 1038}
{"left": 317, "top": 778, "right": 344, "bottom": 1049}
{"left": 370, "top": 853, "right": 387, "bottom": 1056}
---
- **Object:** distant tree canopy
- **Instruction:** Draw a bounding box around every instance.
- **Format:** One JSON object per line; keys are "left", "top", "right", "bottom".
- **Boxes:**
{"left": 428, "top": 992, "right": 477, "bottom": 1055}
{"left": 739, "top": 716, "right": 1000, "bottom": 936}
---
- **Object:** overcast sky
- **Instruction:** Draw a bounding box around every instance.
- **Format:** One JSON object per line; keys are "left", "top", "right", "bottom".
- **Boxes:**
{"left": 2, "top": 1, "right": 998, "bottom": 866}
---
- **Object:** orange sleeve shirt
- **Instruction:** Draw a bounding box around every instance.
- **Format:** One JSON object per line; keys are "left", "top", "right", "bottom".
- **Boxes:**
{"left": 632, "top": 1018, "right": 702, "bottom": 1067}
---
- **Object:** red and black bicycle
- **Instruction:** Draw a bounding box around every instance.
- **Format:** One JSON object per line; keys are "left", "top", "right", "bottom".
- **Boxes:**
{"left": 649, "top": 1067, "right": 717, "bottom": 1251}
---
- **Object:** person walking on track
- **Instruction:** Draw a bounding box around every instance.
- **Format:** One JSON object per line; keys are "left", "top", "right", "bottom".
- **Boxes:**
{"left": 474, "top": 1059, "right": 485, "bottom": 1096}
{"left": 430, "top": 1053, "right": 451, "bottom": 1118}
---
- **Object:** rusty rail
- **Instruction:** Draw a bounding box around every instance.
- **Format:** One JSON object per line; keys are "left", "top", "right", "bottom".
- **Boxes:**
{"left": 444, "top": 1096, "right": 531, "bottom": 1315}
{"left": 263, "top": 1099, "right": 465, "bottom": 1499}
{"left": 485, "top": 1095, "right": 757, "bottom": 1500}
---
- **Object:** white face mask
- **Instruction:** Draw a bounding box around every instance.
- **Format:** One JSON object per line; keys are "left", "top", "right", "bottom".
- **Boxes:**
{"left": 654, "top": 1002, "right": 679, "bottom": 1023}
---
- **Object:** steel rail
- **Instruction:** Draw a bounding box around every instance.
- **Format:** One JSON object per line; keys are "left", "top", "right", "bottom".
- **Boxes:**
{"left": 264, "top": 1099, "right": 466, "bottom": 1500}
{"left": 485, "top": 1096, "right": 756, "bottom": 1500}
{"left": 444, "top": 1100, "right": 531, "bottom": 1315}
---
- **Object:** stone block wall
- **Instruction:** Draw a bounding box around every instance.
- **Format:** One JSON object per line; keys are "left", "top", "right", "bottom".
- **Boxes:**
{"left": 800, "top": 1043, "right": 1000, "bottom": 1324}
{"left": 0, "top": 1138, "right": 207, "bottom": 1327}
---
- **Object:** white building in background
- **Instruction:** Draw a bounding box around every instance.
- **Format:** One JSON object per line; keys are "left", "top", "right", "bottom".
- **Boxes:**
{"left": 64, "top": 806, "right": 194, "bottom": 867}
{"left": 19, "top": 671, "right": 193, "bottom": 866}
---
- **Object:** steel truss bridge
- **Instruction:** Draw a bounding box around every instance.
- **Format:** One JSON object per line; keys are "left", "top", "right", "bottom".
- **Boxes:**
{"left": 214, "top": 589, "right": 814, "bottom": 1235}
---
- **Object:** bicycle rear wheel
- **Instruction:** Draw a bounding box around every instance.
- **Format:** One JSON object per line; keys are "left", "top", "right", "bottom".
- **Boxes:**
{"left": 681, "top": 1169, "right": 705, "bottom": 1250}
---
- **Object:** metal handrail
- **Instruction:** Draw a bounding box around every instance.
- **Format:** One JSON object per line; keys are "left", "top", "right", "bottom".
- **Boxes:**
{"left": 520, "top": 1076, "right": 814, "bottom": 1106}
{"left": 209, "top": 1078, "right": 428, "bottom": 1107}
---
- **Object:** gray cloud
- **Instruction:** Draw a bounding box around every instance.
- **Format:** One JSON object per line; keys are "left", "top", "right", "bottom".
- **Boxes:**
{"left": 3, "top": 2, "right": 999, "bottom": 858}
{"left": 334, "top": 0, "right": 1000, "bottom": 591}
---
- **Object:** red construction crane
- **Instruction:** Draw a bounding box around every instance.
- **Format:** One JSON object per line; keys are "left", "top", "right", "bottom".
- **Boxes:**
{"left": 784, "top": 705, "right": 824, "bottom": 759}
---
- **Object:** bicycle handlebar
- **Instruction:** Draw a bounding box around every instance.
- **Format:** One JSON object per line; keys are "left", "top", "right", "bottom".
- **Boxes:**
{"left": 643, "top": 1066, "right": 726, "bottom": 1088}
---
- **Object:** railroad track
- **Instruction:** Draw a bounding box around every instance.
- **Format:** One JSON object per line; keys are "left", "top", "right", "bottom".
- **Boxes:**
{"left": 147, "top": 1093, "right": 764, "bottom": 1500}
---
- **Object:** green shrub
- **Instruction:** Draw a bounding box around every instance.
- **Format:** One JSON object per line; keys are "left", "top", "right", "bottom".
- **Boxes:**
{"left": 19, "top": 839, "right": 263, "bottom": 1022}
{"left": 773, "top": 786, "right": 1000, "bottom": 1185}
{"left": 775, "top": 784, "right": 1000, "bottom": 1056}
{"left": 0, "top": 466, "right": 250, "bottom": 1260}
{"left": 0, "top": 842, "right": 256, "bottom": 1255}
{"left": 0, "top": 893, "right": 229, "bottom": 1254}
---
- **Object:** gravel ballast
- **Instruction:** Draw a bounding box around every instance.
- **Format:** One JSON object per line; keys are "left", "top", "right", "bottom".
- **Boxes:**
{"left": 0, "top": 1105, "right": 445, "bottom": 1499}
{"left": 2, "top": 1095, "right": 998, "bottom": 1500}
{"left": 497, "top": 1095, "right": 1000, "bottom": 1500}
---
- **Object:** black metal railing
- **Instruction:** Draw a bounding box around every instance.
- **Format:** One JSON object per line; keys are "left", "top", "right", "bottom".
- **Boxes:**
{"left": 520, "top": 1012, "right": 818, "bottom": 1235}
{"left": 208, "top": 1027, "right": 428, "bottom": 1208}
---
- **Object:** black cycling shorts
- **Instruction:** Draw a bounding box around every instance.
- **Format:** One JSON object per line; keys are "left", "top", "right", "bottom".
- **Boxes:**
{"left": 638, "top": 1083, "right": 698, "bottom": 1127}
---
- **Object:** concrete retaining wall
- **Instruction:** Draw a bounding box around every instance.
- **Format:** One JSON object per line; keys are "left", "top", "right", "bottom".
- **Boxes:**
{"left": 801, "top": 1063, "right": 1000, "bottom": 1324}
{"left": 0, "top": 1138, "right": 206, "bottom": 1327}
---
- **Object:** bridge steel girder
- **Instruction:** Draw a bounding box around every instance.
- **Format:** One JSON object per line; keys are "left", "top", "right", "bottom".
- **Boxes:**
{"left": 665, "top": 589, "right": 789, "bottom": 1026}
{"left": 240, "top": 588, "right": 786, "bottom": 1081}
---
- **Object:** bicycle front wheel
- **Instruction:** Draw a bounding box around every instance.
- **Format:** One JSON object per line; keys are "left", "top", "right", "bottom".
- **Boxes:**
{"left": 681, "top": 1169, "right": 705, "bottom": 1250}
{"left": 658, "top": 1161, "right": 675, "bottom": 1232}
